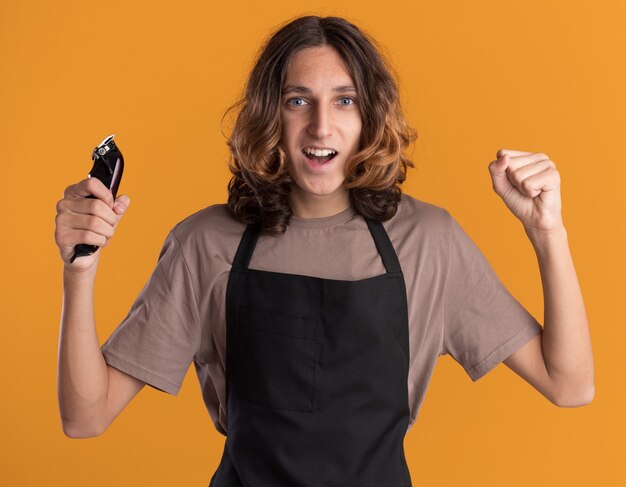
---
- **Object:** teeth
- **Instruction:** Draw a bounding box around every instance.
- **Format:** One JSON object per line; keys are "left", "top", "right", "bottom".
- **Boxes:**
{"left": 303, "top": 147, "right": 336, "bottom": 156}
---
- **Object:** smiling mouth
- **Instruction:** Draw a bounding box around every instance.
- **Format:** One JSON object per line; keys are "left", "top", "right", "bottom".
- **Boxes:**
{"left": 302, "top": 150, "right": 338, "bottom": 164}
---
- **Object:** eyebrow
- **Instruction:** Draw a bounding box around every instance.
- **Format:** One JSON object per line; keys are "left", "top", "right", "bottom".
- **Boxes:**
{"left": 281, "top": 85, "right": 357, "bottom": 95}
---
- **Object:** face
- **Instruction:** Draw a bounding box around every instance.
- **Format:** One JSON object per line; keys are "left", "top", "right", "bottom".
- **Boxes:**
{"left": 279, "top": 45, "right": 362, "bottom": 212}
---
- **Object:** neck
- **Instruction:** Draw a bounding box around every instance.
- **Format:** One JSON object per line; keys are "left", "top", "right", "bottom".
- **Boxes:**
{"left": 289, "top": 187, "right": 351, "bottom": 219}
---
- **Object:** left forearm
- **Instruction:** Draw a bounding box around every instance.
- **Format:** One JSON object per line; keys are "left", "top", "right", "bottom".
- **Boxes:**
{"left": 526, "top": 225, "right": 595, "bottom": 406}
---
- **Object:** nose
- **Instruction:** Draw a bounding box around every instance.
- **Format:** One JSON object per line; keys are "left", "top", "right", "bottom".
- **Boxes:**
{"left": 307, "top": 102, "right": 333, "bottom": 140}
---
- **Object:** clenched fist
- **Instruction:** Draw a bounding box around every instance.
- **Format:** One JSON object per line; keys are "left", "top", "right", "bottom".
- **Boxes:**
{"left": 488, "top": 148, "right": 563, "bottom": 235}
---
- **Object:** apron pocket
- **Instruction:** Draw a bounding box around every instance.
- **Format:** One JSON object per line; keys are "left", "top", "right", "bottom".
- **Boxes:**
{"left": 235, "top": 305, "right": 320, "bottom": 412}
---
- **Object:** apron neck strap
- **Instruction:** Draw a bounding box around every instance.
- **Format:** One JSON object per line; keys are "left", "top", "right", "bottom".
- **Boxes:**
{"left": 365, "top": 218, "right": 401, "bottom": 274}
{"left": 231, "top": 223, "right": 262, "bottom": 270}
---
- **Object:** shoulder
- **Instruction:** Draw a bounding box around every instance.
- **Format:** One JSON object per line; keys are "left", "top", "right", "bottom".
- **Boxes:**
{"left": 386, "top": 192, "right": 453, "bottom": 237}
{"left": 167, "top": 203, "right": 246, "bottom": 253}
{"left": 397, "top": 192, "right": 450, "bottom": 220}
{"left": 379, "top": 193, "right": 456, "bottom": 267}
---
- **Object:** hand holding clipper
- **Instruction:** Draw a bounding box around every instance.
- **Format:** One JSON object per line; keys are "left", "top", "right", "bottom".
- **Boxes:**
{"left": 69, "top": 135, "right": 125, "bottom": 263}
{"left": 54, "top": 134, "right": 130, "bottom": 271}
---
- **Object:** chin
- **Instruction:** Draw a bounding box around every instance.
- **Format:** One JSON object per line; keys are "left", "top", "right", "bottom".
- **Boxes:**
{"left": 292, "top": 179, "right": 345, "bottom": 198}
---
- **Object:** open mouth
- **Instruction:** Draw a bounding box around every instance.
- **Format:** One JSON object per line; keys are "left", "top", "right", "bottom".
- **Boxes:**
{"left": 302, "top": 149, "right": 338, "bottom": 164}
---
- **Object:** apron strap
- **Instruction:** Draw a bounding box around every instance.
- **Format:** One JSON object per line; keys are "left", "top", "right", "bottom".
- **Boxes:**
{"left": 365, "top": 218, "right": 402, "bottom": 275}
{"left": 232, "top": 223, "right": 261, "bottom": 270}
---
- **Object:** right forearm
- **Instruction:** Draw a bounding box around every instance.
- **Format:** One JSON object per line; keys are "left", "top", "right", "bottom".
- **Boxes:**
{"left": 58, "top": 266, "right": 109, "bottom": 437}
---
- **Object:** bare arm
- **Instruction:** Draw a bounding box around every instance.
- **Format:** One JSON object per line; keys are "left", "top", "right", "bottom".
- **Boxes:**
{"left": 55, "top": 177, "right": 141, "bottom": 438}
{"left": 533, "top": 227, "right": 594, "bottom": 405}
{"left": 504, "top": 226, "right": 594, "bottom": 406}
{"left": 58, "top": 267, "right": 145, "bottom": 438}
{"left": 488, "top": 149, "right": 594, "bottom": 406}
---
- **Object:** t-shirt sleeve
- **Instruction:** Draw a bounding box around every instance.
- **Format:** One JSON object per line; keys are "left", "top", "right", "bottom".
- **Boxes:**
{"left": 441, "top": 211, "right": 543, "bottom": 381}
{"left": 100, "top": 230, "right": 201, "bottom": 395}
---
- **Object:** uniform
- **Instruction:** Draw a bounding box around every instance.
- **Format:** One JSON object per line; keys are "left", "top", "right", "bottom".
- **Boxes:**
{"left": 100, "top": 193, "right": 542, "bottom": 483}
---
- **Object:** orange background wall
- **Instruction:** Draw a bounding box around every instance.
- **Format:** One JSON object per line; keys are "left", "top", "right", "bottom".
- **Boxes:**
{"left": 1, "top": 0, "right": 623, "bottom": 485}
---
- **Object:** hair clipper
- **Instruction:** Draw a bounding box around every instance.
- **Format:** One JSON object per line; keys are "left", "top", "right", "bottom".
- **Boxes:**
{"left": 69, "top": 134, "right": 125, "bottom": 264}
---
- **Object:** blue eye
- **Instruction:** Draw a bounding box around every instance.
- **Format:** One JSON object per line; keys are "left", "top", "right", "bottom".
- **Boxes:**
{"left": 288, "top": 97, "right": 307, "bottom": 106}
{"left": 339, "top": 97, "right": 355, "bottom": 106}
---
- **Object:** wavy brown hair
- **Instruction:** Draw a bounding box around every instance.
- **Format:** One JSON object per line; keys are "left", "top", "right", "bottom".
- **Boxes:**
{"left": 223, "top": 15, "right": 418, "bottom": 236}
